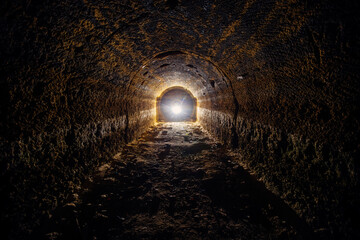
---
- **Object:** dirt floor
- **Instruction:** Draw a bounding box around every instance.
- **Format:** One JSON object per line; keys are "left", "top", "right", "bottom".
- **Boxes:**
{"left": 34, "top": 122, "right": 314, "bottom": 240}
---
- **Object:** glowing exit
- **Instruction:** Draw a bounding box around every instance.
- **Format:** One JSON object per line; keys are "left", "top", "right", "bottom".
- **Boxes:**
{"left": 156, "top": 86, "right": 197, "bottom": 122}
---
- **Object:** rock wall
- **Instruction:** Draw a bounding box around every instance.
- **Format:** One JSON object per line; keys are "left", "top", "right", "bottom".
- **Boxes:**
{"left": 0, "top": 1, "right": 155, "bottom": 238}
{"left": 1, "top": 0, "right": 359, "bottom": 239}
{"left": 198, "top": 108, "right": 233, "bottom": 146}
{"left": 1, "top": 85, "right": 154, "bottom": 239}
{"left": 233, "top": 116, "right": 359, "bottom": 238}
{"left": 200, "top": 105, "right": 359, "bottom": 239}
{"left": 198, "top": 1, "right": 360, "bottom": 238}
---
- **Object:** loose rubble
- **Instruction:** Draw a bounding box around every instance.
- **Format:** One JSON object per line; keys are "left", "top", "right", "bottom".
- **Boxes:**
{"left": 36, "top": 122, "right": 311, "bottom": 239}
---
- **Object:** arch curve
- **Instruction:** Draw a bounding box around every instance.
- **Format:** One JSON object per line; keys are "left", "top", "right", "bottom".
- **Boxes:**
{"left": 156, "top": 86, "right": 197, "bottom": 122}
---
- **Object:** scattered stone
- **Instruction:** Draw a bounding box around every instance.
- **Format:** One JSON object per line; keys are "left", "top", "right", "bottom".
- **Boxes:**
{"left": 40, "top": 123, "right": 308, "bottom": 239}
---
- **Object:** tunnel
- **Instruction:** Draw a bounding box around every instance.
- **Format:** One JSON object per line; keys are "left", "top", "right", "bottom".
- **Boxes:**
{"left": 1, "top": 0, "right": 359, "bottom": 239}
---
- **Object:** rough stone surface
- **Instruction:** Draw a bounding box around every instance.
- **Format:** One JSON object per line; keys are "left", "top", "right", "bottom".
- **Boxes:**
{"left": 1, "top": 0, "right": 359, "bottom": 239}
{"left": 32, "top": 123, "right": 314, "bottom": 240}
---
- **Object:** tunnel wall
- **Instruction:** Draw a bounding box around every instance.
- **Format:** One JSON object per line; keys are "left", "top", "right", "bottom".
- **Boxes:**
{"left": 197, "top": 1, "right": 360, "bottom": 238}
{"left": 198, "top": 108, "right": 233, "bottom": 146}
{"left": 1, "top": 69, "right": 155, "bottom": 238}
{"left": 1, "top": 0, "right": 359, "bottom": 239}
{"left": 0, "top": 1, "right": 155, "bottom": 238}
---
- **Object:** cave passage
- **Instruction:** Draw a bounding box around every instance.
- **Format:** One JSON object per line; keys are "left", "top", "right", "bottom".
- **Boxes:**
{"left": 2, "top": 1, "right": 359, "bottom": 239}
{"left": 34, "top": 122, "right": 312, "bottom": 239}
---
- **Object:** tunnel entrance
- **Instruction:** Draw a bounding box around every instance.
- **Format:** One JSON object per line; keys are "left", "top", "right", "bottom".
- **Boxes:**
{"left": 156, "top": 86, "right": 197, "bottom": 122}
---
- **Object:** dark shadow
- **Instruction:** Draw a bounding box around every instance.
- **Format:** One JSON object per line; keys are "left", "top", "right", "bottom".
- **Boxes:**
{"left": 203, "top": 161, "right": 316, "bottom": 240}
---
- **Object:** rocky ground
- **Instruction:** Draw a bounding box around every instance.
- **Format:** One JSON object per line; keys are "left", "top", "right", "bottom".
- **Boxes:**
{"left": 33, "top": 122, "right": 313, "bottom": 240}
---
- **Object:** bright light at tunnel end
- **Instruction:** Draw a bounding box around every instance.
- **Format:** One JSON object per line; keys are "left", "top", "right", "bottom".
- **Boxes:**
{"left": 171, "top": 104, "right": 182, "bottom": 115}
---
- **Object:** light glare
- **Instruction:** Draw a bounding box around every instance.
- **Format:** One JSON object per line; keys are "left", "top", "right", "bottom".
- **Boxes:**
{"left": 171, "top": 105, "right": 182, "bottom": 115}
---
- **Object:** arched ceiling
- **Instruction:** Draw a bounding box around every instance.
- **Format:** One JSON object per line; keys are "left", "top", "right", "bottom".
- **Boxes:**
{"left": 130, "top": 51, "right": 229, "bottom": 100}
{"left": 1, "top": 0, "right": 358, "bottom": 144}
{"left": 1, "top": 1, "right": 360, "bottom": 238}
{"left": 40, "top": 0, "right": 300, "bottom": 90}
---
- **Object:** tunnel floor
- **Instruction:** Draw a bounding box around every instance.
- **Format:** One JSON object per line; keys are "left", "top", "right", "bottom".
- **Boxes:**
{"left": 36, "top": 122, "right": 311, "bottom": 240}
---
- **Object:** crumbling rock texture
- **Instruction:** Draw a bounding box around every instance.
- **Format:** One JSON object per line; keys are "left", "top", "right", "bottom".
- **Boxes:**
{"left": 36, "top": 122, "right": 312, "bottom": 239}
{"left": 1, "top": 0, "right": 359, "bottom": 239}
